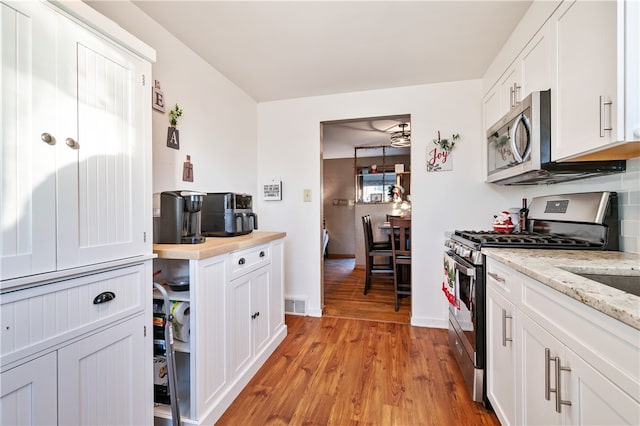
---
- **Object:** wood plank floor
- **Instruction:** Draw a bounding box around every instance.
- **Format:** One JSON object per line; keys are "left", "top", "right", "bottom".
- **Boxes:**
{"left": 216, "top": 315, "right": 498, "bottom": 425}
{"left": 323, "top": 258, "right": 411, "bottom": 324}
{"left": 217, "top": 258, "right": 498, "bottom": 425}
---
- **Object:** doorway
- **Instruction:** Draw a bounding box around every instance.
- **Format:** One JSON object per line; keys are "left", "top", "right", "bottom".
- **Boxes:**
{"left": 320, "top": 115, "right": 412, "bottom": 323}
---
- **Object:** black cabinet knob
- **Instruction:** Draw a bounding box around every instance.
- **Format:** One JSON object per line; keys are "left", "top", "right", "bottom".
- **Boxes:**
{"left": 238, "top": 257, "right": 245, "bottom": 265}
{"left": 93, "top": 291, "right": 116, "bottom": 305}
{"left": 259, "top": 251, "right": 265, "bottom": 258}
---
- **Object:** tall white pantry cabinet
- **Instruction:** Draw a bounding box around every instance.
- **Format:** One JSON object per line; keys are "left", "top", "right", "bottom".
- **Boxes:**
{"left": 0, "top": 1, "right": 156, "bottom": 425}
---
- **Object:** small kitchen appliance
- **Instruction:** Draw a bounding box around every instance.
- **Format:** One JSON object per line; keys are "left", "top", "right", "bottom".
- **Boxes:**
{"left": 486, "top": 90, "right": 625, "bottom": 185}
{"left": 154, "top": 191, "right": 206, "bottom": 244}
{"left": 444, "top": 191, "right": 619, "bottom": 407}
{"left": 201, "top": 192, "right": 258, "bottom": 237}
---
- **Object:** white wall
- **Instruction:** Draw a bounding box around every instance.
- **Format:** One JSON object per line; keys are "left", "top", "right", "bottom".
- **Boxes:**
{"left": 520, "top": 158, "right": 640, "bottom": 253}
{"left": 256, "top": 80, "right": 522, "bottom": 327}
{"left": 87, "top": 1, "right": 258, "bottom": 195}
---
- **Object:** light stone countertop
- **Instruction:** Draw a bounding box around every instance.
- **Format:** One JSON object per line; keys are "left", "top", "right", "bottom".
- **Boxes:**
{"left": 482, "top": 248, "right": 640, "bottom": 330}
{"left": 154, "top": 231, "right": 286, "bottom": 260}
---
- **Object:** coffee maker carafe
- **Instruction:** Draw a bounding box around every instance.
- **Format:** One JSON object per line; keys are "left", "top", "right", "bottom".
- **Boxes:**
{"left": 154, "top": 191, "right": 206, "bottom": 244}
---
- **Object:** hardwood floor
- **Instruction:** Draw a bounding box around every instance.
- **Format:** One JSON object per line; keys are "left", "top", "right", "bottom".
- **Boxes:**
{"left": 323, "top": 258, "right": 411, "bottom": 323}
{"left": 217, "top": 315, "right": 499, "bottom": 425}
{"left": 217, "top": 259, "right": 498, "bottom": 425}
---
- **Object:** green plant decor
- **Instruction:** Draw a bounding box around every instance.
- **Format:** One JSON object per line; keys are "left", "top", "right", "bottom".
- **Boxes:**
{"left": 169, "top": 103, "right": 183, "bottom": 127}
{"left": 433, "top": 132, "right": 460, "bottom": 152}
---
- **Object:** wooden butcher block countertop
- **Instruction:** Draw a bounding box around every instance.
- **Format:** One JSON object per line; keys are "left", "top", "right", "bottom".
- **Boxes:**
{"left": 153, "top": 231, "right": 286, "bottom": 260}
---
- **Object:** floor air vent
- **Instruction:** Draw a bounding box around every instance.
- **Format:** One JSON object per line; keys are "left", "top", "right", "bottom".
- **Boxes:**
{"left": 284, "top": 298, "right": 306, "bottom": 315}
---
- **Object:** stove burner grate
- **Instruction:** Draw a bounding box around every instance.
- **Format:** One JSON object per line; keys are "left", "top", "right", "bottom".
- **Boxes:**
{"left": 454, "top": 230, "right": 594, "bottom": 248}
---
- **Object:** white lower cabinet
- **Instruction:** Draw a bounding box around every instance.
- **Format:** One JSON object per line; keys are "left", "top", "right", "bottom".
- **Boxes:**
{"left": 228, "top": 264, "right": 270, "bottom": 379}
{"left": 0, "top": 352, "right": 57, "bottom": 426}
{"left": 58, "top": 314, "right": 147, "bottom": 426}
{"left": 486, "top": 285, "right": 517, "bottom": 425}
{"left": 0, "top": 262, "right": 152, "bottom": 426}
{"left": 486, "top": 257, "right": 640, "bottom": 425}
{"left": 519, "top": 313, "right": 565, "bottom": 425}
{"left": 153, "top": 237, "right": 286, "bottom": 426}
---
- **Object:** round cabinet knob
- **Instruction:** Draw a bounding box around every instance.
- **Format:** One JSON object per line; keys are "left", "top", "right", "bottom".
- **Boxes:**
{"left": 65, "top": 138, "right": 80, "bottom": 149}
{"left": 238, "top": 257, "right": 245, "bottom": 265}
{"left": 259, "top": 251, "right": 265, "bottom": 258}
{"left": 41, "top": 133, "right": 56, "bottom": 145}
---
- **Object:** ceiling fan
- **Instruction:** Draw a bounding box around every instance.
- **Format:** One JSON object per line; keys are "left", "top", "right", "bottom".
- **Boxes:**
{"left": 390, "top": 123, "right": 411, "bottom": 147}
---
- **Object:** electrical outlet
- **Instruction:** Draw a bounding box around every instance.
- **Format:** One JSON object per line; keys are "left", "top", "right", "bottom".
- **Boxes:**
{"left": 303, "top": 189, "right": 312, "bottom": 202}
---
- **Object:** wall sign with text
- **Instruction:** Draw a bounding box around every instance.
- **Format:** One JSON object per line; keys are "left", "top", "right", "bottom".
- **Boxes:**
{"left": 263, "top": 181, "right": 282, "bottom": 201}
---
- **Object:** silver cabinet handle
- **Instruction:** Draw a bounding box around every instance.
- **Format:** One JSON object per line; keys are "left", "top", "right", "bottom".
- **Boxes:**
{"left": 501, "top": 309, "right": 512, "bottom": 347}
{"left": 510, "top": 86, "right": 515, "bottom": 109}
{"left": 513, "top": 82, "right": 521, "bottom": 106}
{"left": 555, "top": 358, "right": 572, "bottom": 413}
{"left": 599, "top": 95, "right": 613, "bottom": 137}
{"left": 545, "top": 348, "right": 552, "bottom": 401}
{"left": 41, "top": 132, "right": 56, "bottom": 145}
{"left": 487, "top": 271, "right": 505, "bottom": 283}
{"left": 545, "top": 348, "right": 572, "bottom": 413}
{"left": 65, "top": 138, "right": 80, "bottom": 149}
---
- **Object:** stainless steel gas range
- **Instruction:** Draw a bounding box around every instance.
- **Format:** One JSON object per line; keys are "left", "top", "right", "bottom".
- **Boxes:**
{"left": 443, "top": 191, "right": 619, "bottom": 407}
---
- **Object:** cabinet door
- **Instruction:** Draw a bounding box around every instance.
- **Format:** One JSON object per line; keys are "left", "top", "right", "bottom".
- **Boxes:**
{"left": 0, "top": 352, "right": 57, "bottom": 425}
{"left": 194, "top": 255, "right": 227, "bottom": 415}
{"left": 486, "top": 287, "right": 517, "bottom": 426}
{"left": 252, "top": 265, "right": 271, "bottom": 356}
{"left": 57, "top": 314, "right": 147, "bottom": 426}
{"left": 518, "top": 313, "right": 565, "bottom": 425}
{"left": 499, "top": 63, "right": 521, "bottom": 115}
{"left": 483, "top": 87, "right": 501, "bottom": 131}
{"left": 55, "top": 13, "right": 147, "bottom": 270}
{"left": 228, "top": 272, "right": 253, "bottom": 379}
{"left": 564, "top": 348, "right": 640, "bottom": 425}
{"left": 520, "top": 21, "right": 551, "bottom": 96}
{"left": 1, "top": 1, "right": 57, "bottom": 280}
{"left": 550, "top": 0, "right": 618, "bottom": 160}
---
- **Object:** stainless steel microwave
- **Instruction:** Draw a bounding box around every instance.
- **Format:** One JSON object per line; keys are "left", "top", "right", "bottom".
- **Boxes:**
{"left": 486, "top": 90, "right": 625, "bottom": 185}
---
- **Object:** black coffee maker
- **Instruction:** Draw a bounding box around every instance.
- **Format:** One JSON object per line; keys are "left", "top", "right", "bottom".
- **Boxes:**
{"left": 154, "top": 191, "right": 206, "bottom": 244}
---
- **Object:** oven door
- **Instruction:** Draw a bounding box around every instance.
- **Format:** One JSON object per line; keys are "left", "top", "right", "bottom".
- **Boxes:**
{"left": 445, "top": 250, "right": 485, "bottom": 402}
{"left": 445, "top": 251, "right": 478, "bottom": 356}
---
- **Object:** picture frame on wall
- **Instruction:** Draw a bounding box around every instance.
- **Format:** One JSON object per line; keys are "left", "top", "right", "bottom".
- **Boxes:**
{"left": 167, "top": 127, "right": 179, "bottom": 150}
{"left": 263, "top": 181, "right": 282, "bottom": 201}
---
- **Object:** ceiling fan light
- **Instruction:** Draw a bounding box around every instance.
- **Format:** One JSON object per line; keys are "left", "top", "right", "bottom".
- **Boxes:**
{"left": 390, "top": 123, "right": 411, "bottom": 147}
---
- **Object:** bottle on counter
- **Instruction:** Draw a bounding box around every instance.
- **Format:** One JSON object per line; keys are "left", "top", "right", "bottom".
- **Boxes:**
{"left": 519, "top": 198, "right": 528, "bottom": 232}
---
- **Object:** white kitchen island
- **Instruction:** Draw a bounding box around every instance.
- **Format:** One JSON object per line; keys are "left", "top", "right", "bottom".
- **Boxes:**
{"left": 152, "top": 231, "right": 286, "bottom": 426}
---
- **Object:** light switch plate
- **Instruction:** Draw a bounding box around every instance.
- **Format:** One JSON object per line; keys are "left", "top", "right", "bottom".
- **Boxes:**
{"left": 303, "top": 189, "right": 312, "bottom": 202}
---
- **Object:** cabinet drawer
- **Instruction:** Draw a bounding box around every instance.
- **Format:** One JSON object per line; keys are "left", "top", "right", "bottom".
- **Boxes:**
{"left": 486, "top": 258, "right": 520, "bottom": 303}
{"left": 1, "top": 264, "right": 146, "bottom": 366}
{"left": 229, "top": 244, "right": 270, "bottom": 280}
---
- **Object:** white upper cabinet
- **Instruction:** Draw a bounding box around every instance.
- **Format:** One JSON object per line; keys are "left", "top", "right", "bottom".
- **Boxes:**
{"left": 550, "top": 0, "right": 640, "bottom": 161}
{"left": 550, "top": 0, "right": 618, "bottom": 161}
{"left": 1, "top": 2, "right": 57, "bottom": 280}
{"left": 487, "top": 18, "right": 553, "bottom": 127}
{"left": 1, "top": 1, "right": 150, "bottom": 280}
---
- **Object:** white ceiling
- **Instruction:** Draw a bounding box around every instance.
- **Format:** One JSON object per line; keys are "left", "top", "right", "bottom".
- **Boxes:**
{"left": 129, "top": 0, "right": 532, "bottom": 102}
{"left": 95, "top": 1, "right": 532, "bottom": 157}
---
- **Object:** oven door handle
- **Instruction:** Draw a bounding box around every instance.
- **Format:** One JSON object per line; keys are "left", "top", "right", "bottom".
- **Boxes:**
{"left": 445, "top": 252, "right": 476, "bottom": 279}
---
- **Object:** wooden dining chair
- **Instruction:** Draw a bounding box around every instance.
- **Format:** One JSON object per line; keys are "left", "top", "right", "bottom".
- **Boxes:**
{"left": 362, "top": 215, "right": 393, "bottom": 295}
{"left": 390, "top": 218, "right": 411, "bottom": 311}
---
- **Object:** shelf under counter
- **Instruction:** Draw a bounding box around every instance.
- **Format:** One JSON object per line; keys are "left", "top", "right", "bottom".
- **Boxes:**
{"left": 153, "top": 231, "right": 286, "bottom": 260}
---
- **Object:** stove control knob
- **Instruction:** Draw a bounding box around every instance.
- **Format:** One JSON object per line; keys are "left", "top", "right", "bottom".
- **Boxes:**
{"left": 461, "top": 248, "right": 471, "bottom": 258}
